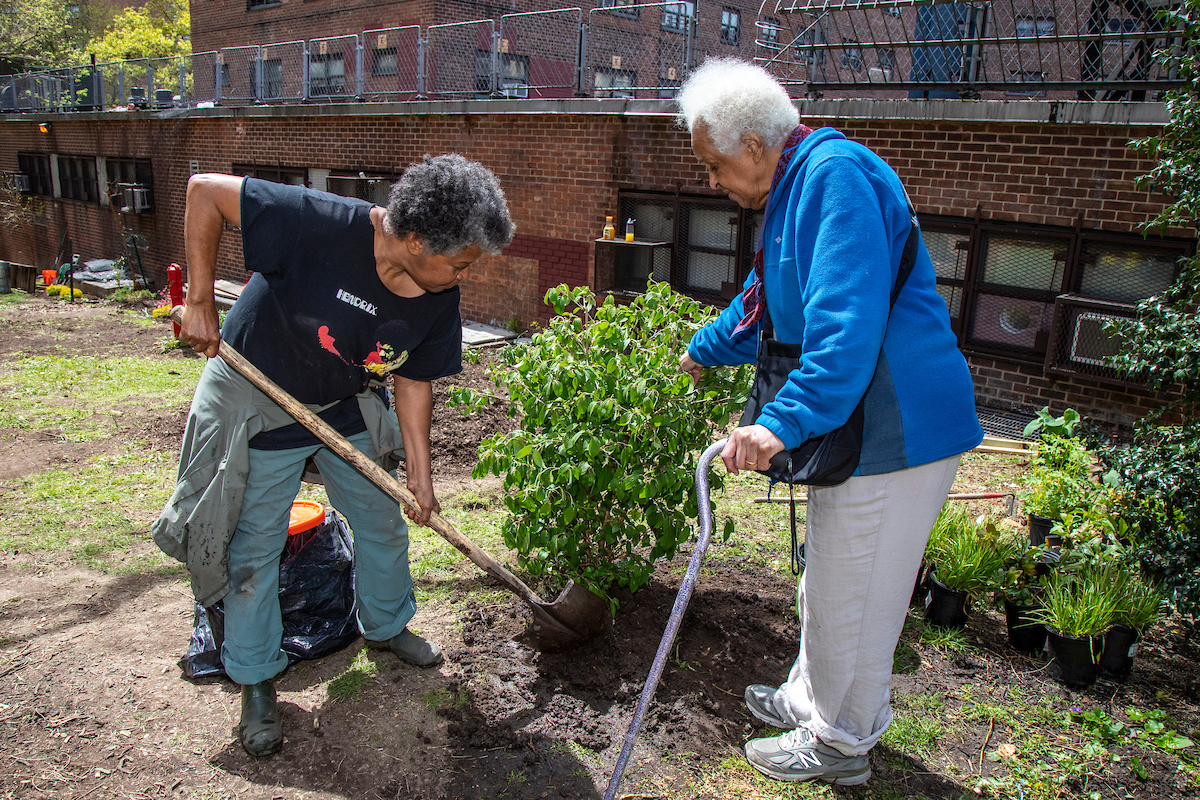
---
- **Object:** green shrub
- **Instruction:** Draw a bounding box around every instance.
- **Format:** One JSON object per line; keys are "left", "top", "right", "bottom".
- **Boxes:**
{"left": 458, "top": 282, "right": 751, "bottom": 601}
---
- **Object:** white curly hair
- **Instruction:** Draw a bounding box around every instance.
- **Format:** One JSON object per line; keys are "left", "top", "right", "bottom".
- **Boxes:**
{"left": 676, "top": 58, "right": 800, "bottom": 156}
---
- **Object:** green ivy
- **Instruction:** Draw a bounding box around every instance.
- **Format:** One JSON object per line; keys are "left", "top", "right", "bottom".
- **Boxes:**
{"left": 451, "top": 282, "right": 751, "bottom": 602}
{"left": 1103, "top": 0, "right": 1200, "bottom": 629}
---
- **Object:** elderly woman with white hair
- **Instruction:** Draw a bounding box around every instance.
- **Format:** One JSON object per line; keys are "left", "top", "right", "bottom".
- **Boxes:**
{"left": 677, "top": 58, "right": 983, "bottom": 786}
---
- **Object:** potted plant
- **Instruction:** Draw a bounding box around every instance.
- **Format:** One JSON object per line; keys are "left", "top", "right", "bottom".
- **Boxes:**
{"left": 1020, "top": 407, "right": 1096, "bottom": 546}
{"left": 1099, "top": 575, "right": 1166, "bottom": 681}
{"left": 925, "top": 508, "right": 1015, "bottom": 629}
{"left": 452, "top": 282, "right": 751, "bottom": 606}
{"left": 994, "top": 542, "right": 1053, "bottom": 653}
{"left": 1030, "top": 562, "right": 1129, "bottom": 688}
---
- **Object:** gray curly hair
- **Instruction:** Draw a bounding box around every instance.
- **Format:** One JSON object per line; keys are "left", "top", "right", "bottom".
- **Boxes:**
{"left": 676, "top": 58, "right": 800, "bottom": 156}
{"left": 384, "top": 154, "right": 514, "bottom": 255}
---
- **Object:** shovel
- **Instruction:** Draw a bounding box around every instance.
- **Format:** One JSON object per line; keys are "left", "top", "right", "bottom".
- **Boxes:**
{"left": 171, "top": 306, "right": 608, "bottom": 651}
{"left": 603, "top": 437, "right": 728, "bottom": 800}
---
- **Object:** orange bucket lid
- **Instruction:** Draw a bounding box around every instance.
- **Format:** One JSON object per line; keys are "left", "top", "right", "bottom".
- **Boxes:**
{"left": 288, "top": 500, "right": 325, "bottom": 536}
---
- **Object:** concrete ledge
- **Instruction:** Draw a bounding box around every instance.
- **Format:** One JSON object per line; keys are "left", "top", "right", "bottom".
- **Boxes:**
{"left": 3, "top": 96, "right": 1169, "bottom": 126}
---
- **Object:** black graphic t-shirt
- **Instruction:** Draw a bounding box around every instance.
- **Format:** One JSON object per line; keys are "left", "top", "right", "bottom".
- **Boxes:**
{"left": 223, "top": 178, "right": 462, "bottom": 450}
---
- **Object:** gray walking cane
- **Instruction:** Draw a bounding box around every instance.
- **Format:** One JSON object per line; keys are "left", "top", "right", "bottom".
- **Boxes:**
{"left": 603, "top": 437, "right": 728, "bottom": 800}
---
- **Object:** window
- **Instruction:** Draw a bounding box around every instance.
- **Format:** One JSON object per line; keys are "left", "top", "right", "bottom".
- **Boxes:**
{"left": 56, "top": 155, "right": 98, "bottom": 203}
{"left": 759, "top": 18, "right": 782, "bottom": 50}
{"left": 247, "top": 0, "right": 280, "bottom": 8}
{"left": 372, "top": 47, "right": 398, "bottom": 77}
{"left": 924, "top": 223, "right": 971, "bottom": 327}
{"left": 598, "top": 0, "right": 638, "bottom": 18}
{"left": 309, "top": 53, "right": 346, "bottom": 96}
{"left": 919, "top": 214, "right": 1188, "bottom": 365}
{"left": 878, "top": 48, "right": 897, "bottom": 72}
{"left": 796, "top": 24, "right": 826, "bottom": 67}
{"left": 234, "top": 164, "right": 307, "bottom": 186}
{"left": 326, "top": 172, "right": 397, "bottom": 206}
{"left": 1106, "top": 18, "right": 1141, "bottom": 33}
{"left": 721, "top": 8, "right": 739, "bottom": 44}
{"left": 261, "top": 58, "right": 283, "bottom": 99}
{"left": 16, "top": 153, "right": 52, "bottom": 196}
{"left": 661, "top": 1, "right": 695, "bottom": 33}
{"left": 611, "top": 191, "right": 759, "bottom": 302}
{"left": 840, "top": 39, "right": 864, "bottom": 72}
{"left": 1016, "top": 16, "right": 1055, "bottom": 37}
{"left": 594, "top": 68, "right": 635, "bottom": 98}
{"left": 105, "top": 158, "right": 154, "bottom": 213}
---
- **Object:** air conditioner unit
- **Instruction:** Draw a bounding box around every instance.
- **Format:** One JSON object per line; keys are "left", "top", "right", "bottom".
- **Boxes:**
{"left": 121, "top": 185, "right": 152, "bottom": 213}
{"left": 1069, "top": 311, "right": 1126, "bottom": 366}
{"left": 7, "top": 172, "right": 29, "bottom": 192}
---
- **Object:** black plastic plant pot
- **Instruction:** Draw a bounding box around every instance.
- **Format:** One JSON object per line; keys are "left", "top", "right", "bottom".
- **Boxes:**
{"left": 1028, "top": 513, "right": 1054, "bottom": 547}
{"left": 911, "top": 562, "right": 929, "bottom": 608}
{"left": 925, "top": 573, "right": 969, "bottom": 629}
{"left": 1004, "top": 599, "right": 1047, "bottom": 654}
{"left": 1047, "top": 630, "right": 1104, "bottom": 688}
{"left": 1098, "top": 624, "right": 1141, "bottom": 681}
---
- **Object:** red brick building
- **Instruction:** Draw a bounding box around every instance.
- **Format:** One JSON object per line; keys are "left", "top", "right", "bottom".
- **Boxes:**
{"left": 1, "top": 95, "right": 1187, "bottom": 431}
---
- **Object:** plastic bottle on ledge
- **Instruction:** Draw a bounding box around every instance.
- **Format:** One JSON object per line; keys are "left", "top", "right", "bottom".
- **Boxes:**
{"left": 602, "top": 216, "right": 616, "bottom": 240}
{"left": 625, "top": 218, "right": 635, "bottom": 242}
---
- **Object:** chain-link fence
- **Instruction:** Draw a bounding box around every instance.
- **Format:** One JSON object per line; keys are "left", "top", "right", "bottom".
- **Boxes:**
{"left": 0, "top": 2, "right": 1183, "bottom": 111}
{"left": 500, "top": 8, "right": 582, "bottom": 98}
{"left": 586, "top": 3, "right": 694, "bottom": 97}
{"left": 362, "top": 26, "right": 423, "bottom": 98}
{"left": 187, "top": 52, "right": 220, "bottom": 106}
{"left": 259, "top": 41, "right": 306, "bottom": 102}
{"left": 758, "top": 0, "right": 1184, "bottom": 98}
{"left": 308, "top": 35, "right": 360, "bottom": 100}
{"left": 217, "top": 46, "right": 261, "bottom": 103}
{"left": 427, "top": 20, "right": 496, "bottom": 97}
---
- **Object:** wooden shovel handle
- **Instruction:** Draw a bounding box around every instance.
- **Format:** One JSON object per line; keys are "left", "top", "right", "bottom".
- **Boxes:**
{"left": 170, "top": 305, "right": 547, "bottom": 608}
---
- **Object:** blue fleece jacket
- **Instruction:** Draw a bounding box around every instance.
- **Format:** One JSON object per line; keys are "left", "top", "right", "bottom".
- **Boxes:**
{"left": 688, "top": 127, "right": 983, "bottom": 475}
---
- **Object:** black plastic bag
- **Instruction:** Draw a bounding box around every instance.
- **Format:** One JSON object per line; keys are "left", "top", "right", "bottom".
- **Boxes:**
{"left": 180, "top": 509, "right": 359, "bottom": 679}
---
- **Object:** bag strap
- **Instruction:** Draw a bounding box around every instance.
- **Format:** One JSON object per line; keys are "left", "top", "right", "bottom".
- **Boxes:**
{"left": 760, "top": 195, "right": 921, "bottom": 343}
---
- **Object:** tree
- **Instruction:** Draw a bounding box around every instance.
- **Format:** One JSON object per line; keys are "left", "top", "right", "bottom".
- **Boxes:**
{"left": 0, "top": 0, "right": 75, "bottom": 68}
{"left": 1104, "top": 0, "right": 1200, "bottom": 628}
{"left": 83, "top": 1, "right": 190, "bottom": 63}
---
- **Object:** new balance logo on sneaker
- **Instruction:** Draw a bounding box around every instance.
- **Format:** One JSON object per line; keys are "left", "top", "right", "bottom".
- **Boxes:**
{"left": 744, "top": 725, "right": 871, "bottom": 786}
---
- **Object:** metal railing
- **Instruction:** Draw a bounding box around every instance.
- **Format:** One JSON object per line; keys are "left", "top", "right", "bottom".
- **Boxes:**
{"left": 0, "top": 0, "right": 1184, "bottom": 112}
{"left": 761, "top": 0, "right": 1185, "bottom": 98}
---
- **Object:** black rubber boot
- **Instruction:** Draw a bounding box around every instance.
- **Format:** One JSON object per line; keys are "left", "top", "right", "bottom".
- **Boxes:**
{"left": 238, "top": 681, "right": 282, "bottom": 757}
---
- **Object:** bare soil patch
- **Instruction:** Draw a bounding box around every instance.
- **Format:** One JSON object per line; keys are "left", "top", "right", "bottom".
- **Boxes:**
{"left": 2, "top": 291, "right": 1199, "bottom": 800}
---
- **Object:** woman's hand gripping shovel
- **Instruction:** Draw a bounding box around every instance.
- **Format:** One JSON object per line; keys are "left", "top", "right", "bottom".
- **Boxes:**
{"left": 171, "top": 306, "right": 608, "bottom": 651}
{"left": 603, "top": 437, "right": 728, "bottom": 799}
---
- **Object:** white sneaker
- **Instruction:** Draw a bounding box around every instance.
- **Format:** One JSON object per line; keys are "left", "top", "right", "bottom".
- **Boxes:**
{"left": 744, "top": 725, "right": 871, "bottom": 785}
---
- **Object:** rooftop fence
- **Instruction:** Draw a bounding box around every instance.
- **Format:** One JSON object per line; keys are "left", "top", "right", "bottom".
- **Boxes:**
{"left": 0, "top": 0, "right": 1184, "bottom": 112}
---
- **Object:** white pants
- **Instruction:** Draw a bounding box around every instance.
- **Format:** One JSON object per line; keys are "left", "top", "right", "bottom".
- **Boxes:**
{"left": 771, "top": 454, "right": 961, "bottom": 756}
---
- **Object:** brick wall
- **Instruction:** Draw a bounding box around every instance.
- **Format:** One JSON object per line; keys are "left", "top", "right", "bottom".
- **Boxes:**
{"left": 0, "top": 102, "right": 1186, "bottom": 426}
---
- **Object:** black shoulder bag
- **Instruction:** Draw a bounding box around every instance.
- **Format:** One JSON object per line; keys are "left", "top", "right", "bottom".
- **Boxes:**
{"left": 741, "top": 200, "right": 922, "bottom": 488}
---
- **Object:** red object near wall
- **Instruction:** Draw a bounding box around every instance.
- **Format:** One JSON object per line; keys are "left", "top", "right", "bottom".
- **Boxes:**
{"left": 167, "top": 263, "right": 184, "bottom": 338}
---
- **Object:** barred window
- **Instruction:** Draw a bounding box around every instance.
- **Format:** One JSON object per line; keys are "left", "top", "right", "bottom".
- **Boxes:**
{"left": 17, "top": 153, "right": 52, "bottom": 196}
{"left": 309, "top": 53, "right": 346, "bottom": 96}
{"left": 721, "top": 8, "right": 739, "bottom": 45}
{"left": 662, "top": 1, "right": 695, "bottom": 33}
{"left": 595, "top": 68, "right": 635, "bottom": 99}
{"left": 105, "top": 157, "right": 154, "bottom": 212}
{"left": 56, "top": 155, "right": 98, "bottom": 203}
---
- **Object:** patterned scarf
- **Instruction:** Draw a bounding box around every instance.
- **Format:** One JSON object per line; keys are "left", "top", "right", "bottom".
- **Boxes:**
{"left": 732, "top": 123, "right": 815, "bottom": 336}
